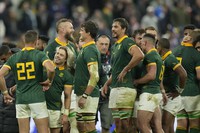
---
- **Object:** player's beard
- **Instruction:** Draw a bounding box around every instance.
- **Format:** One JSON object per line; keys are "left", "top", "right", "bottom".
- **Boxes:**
{"left": 65, "top": 33, "right": 74, "bottom": 43}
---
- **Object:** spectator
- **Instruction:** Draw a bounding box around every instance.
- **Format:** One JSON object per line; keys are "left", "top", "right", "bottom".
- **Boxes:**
{"left": 141, "top": 6, "right": 158, "bottom": 31}
{"left": 36, "top": 1, "right": 54, "bottom": 36}
{"left": 17, "top": 0, "right": 37, "bottom": 34}
{"left": 96, "top": 34, "right": 113, "bottom": 133}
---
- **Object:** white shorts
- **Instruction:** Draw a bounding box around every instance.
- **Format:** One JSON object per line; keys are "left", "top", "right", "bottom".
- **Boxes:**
{"left": 16, "top": 102, "right": 48, "bottom": 119}
{"left": 181, "top": 95, "right": 200, "bottom": 112}
{"left": 162, "top": 95, "right": 184, "bottom": 116}
{"left": 138, "top": 93, "right": 162, "bottom": 112}
{"left": 48, "top": 110, "right": 62, "bottom": 128}
{"left": 109, "top": 87, "right": 137, "bottom": 109}
{"left": 133, "top": 100, "right": 139, "bottom": 118}
{"left": 76, "top": 96, "right": 99, "bottom": 114}
{"left": 70, "top": 90, "right": 77, "bottom": 109}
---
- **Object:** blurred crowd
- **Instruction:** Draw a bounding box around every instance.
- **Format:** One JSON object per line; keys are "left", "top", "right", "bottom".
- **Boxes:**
{"left": 0, "top": 0, "right": 199, "bottom": 48}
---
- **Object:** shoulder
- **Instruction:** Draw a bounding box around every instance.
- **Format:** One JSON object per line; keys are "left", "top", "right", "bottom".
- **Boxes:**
{"left": 45, "top": 40, "right": 58, "bottom": 49}
{"left": 68, "top": 41, "right": 76, "bottom": 48}
{"left": 172, "top": 45, "right": 183, "bottom": 52}
{"left": 165, "top": 54, "right": 177, "bottom": 64}
{"left": 63, "top": 69, "right": 73, "bottom": 78}
{"left": 85, "top": 44, "right": 98, "bottom": 52}
{"left": 146, "top": 51, "right": 160, "bottom": 60}
{"left": 166, "top": 54, "right": 176, "bottom": 61}
{"left": 123, "top": 37, "right": 136, "bottom": 45}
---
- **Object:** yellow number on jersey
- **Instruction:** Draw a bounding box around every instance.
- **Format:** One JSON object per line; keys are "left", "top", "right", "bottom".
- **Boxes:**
{"left": 159, "top": 65, "right": 165, "bottom": 80}
{"left": 17, "top": 63, "right": 26, "bottom": 80}
{"left": 17, "top": 62, "right": 35, "bottom": 80}
{"left": 176, "top": 57, "right": 182, "bottom": 64}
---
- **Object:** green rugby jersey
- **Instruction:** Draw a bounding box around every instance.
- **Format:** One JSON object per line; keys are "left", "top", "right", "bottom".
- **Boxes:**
{"left": 131, "top": 61, "right": 143, "bottom": 97}
{"left": 44, "top": 37, "right": 78, "bottom": 61}
{"left": 162, "top": 51, "right": 181, "bottom": 92}
{"left": 111, "top": 35, "right": 136, "bottom": 88}
{"left": 74, "top": 41, "right": 100, "bottom": 97}
{"left": 4, "top": 47, "right": 49, "bottom": 104}
{"left": 172, "top": 43, "right": 184, "bottom": 63}
{"left": 178, "top": 43, "right": 200, "bottom": 96}
{"left": 45, "top": 66, "right": 73, "bottom": 110}
{"left": 141, "top": 49, "right": 163, "bottom": 94}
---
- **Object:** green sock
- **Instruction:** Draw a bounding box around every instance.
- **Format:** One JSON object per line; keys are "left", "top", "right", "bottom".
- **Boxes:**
{"left": 176, "top": 128, "right": 187, "bottom": 133}
{"left": 190, "top": 128, "right": 200, "bottom": 133}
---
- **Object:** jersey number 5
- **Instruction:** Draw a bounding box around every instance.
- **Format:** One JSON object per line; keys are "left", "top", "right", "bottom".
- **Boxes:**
{"left": 17, "top": 62, "right": 36, "bottom": 80}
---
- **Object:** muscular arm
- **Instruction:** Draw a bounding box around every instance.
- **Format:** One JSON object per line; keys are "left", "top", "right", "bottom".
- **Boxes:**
{"left": 174, "top": 64, "right": 187, "bottom": 88}
{"left": 64, "top": 85, "right": 72, "bottom": 110}
{"left": 84, "top": 63, "right": 99, "bottom": 95}
{"left": 118, "top": 46, "right": 144, "bottom": 82}
{"left": 0, "top": 66, "right": 10, "bottom": 92}
{"left": 123, "top": 45, "right": 144, "bottom": 72}
{"left": 135, "top": 64, "right": 156, "bottom": 84}
{"left": 43, "top": 60, "right": 55, "bottom": 82}
{"left": 0, "top": 66, "right": 13, "bottom": 102}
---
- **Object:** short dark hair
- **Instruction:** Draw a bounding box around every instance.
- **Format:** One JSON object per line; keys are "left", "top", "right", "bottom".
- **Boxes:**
{"left": 183, "top": 24, "right": 196, "bottom": 31}
{"left": 143, "top": 33, "right": 156, "bottom": 45}
{"left": 81, "top": 20, "right": 99, "bottom": 39}
{"left": 2, "top": 42, "right": 20, "bottom": 54}
{"left": 24, "top": 30, "right": 38, "bottom": 44}
{"left": 158, "top": 38, "right": 170, "bottom": 49}
{"left": 2, "top": 42, "right": 16, "bottom": 48}
{"left": 113, "top": 18, "right": 129, "bottom": 34}
{"left": 132, "top": 29, "right": 145, "bottom": 38}
{"left": 56, "top": 18, "right": 72, "bottom": 33}
{"left": 39, "top": 35, "right": 49, "bottom": 43}
{"left": 0, "top": 45, "right": 10, "bottom": 57}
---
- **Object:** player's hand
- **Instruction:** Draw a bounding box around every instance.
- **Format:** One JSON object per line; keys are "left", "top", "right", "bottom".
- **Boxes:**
{"left": 61, "top": 114, "right": 68, "bottom": 125}
{"left": 3, "top": 93, "right": 14, "bottom": 104}
{"left": 167, "top": 91, "right": 179, "bottom": 100}
{"left": 101, "top": 85, "right": 108, "bottom": 98}
{"left": 78, "top": 97, "right": 87, "bottom": 109}
{"left": 9, "top": 85, "right": 16, "bottom": 96}
{"left": 162, "top": 92, "right": 168, "bottom": 106}
{"left": 40, "top": 79, "right": 52, "bottom": 91}
{"left": 117, "top": 69, "right": 128, "bottom": 82}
